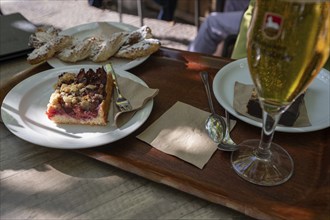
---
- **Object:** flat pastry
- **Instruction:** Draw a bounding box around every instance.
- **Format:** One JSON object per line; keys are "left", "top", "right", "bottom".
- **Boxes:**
{"left": 123, "top": 25, "right": 153, "bottom": 45}
{"left": 89, "top": 32, "right": 126, "bottom": 62}
{"left": 46, "top": 67, "right": 113, "bottom": 125}
{"left": 56, "top": 37, "right": 95, "bottom": 63}
{"left": 27, "top": 35, "right": 73, "bottom": 65}
{"left": 115, "top": 38, "right": 161, "bottom": 59}
{"left": 27, "top": 25, "right": 161, "bottom": 64}
{"left": 28, "top": 26, "right": 61, "bottom": 48}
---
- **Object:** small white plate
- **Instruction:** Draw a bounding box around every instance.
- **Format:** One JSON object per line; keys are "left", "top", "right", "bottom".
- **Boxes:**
{"left": 47, "top": 22, "right": 149, "bottom": 70}
{"left": 213, "top": 58, "right": 330, "bottom": 133}
{"left": 1, "top": 65, "right": 153, "bottom": 149}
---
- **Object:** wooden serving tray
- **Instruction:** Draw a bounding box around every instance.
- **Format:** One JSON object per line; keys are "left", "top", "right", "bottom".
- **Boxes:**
{"left": 75, "top": 48, "right": 329, "bottom": 220}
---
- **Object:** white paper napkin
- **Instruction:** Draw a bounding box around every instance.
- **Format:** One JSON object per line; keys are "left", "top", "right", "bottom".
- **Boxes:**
{"left": 137, "top": 101, "right": 235, "bottom": 169}
{"left": 108, "top": 75, "right": 159, "bottom": 127}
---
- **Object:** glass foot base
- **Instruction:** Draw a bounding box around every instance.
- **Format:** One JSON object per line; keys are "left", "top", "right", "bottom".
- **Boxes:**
{"left": 231, "top": 139, "right": 294, "bottom": 186}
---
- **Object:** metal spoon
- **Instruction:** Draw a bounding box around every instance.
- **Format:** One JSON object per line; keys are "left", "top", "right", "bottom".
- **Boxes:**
{"left": 219, "top": 110, "right": 239, "bottom": 151}
{"left": 200, "top": 71, "right": 239, "bottom": 151}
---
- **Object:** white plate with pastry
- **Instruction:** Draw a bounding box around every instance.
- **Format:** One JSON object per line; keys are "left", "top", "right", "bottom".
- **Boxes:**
{"left": 33, "top": 22, "right": 160, "bottom": 70}
{"left": 213, "top": 58, "right": 330, "bottom": 133}
{"left": 1, "top": 65, "right": 154, "bottom": 149}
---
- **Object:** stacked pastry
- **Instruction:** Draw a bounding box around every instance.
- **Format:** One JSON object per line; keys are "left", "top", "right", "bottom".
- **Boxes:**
{"left": 27, "top": 25, "right": 161, "bottom": 65}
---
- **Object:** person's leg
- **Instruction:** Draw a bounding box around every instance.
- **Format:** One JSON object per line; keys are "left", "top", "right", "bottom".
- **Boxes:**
{"left": 166, "top": 0, "right": 177, "bottom": 21}
{"left": 213, "top": 41, "right": 225, "bottom": 56}
{"left": 88, "top": 0, "right": 103, "bottom": 8}
{"left": 155, "top": 0, "right": 177, "bottom": 21}
{"left": 224, "top": 0, "right": 250, "bottom": 12}
{"left": 188, "top": 11, "right": 244, "bottom": 55}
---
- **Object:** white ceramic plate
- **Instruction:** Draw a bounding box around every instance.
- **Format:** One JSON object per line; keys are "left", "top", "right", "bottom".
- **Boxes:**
{"left": 47, "top": 22, "right": 149, "bottom": 70}
{"left": 1, "top": 65, "right": 153, "bottom": 149}
{"left": 213, "top": 58, "right": 330, "bottom": 133}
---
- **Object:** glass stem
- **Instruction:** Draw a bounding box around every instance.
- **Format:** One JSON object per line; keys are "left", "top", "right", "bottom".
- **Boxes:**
{"left": 255, "top": 110, "right": 282, "bottom": 160}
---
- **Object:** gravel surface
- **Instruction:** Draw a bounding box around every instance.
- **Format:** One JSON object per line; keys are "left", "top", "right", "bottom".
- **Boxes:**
{"left": 1, "top": 0, "right": 197, "bottom": 51}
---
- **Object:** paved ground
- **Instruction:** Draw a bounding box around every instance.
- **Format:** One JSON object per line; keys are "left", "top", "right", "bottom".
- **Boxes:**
{"left": 0, "top": 0, "right": 197, "bottom": 51}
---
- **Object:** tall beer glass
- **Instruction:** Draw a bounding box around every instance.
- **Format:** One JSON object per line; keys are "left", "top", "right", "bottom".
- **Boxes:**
{"left": 231, "top": 0, "right": 330, "bottom": 186}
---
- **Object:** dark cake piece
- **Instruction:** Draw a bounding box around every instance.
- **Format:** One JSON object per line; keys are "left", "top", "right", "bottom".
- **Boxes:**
{"left": 247, "top": 89, "right": 304, "bottom": 126}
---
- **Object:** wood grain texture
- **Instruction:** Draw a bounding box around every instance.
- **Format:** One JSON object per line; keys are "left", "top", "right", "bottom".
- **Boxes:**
{"left": 77, "top": 48, "right": 330, "bottom": 220}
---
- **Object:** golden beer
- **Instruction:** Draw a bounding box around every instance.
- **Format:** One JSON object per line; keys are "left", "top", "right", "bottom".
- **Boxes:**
{"left": 231, "top": 0, "right": 330, "bottom": 186}
{"left": 247, "top": 0, "right": 330, "bottom": 111}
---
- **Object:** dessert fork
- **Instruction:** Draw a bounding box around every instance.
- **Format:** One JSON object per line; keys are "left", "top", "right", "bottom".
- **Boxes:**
{"left": 104, "top": 63, "right": 132, "bottom": 112}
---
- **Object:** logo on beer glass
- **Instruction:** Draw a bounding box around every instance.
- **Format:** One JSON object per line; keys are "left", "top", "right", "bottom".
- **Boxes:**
{"left": 263, "top": 13, "right": 283, "bottom": 39}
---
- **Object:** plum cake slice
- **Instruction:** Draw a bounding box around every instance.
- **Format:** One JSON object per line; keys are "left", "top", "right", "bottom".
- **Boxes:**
{"left": 46, "top": 67, "right": 113, "bottom": 125}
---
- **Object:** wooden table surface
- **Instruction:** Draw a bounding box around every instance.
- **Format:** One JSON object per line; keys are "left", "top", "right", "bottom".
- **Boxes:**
{"left": 1, "top": 47, "right": 329, "bottom": 220}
